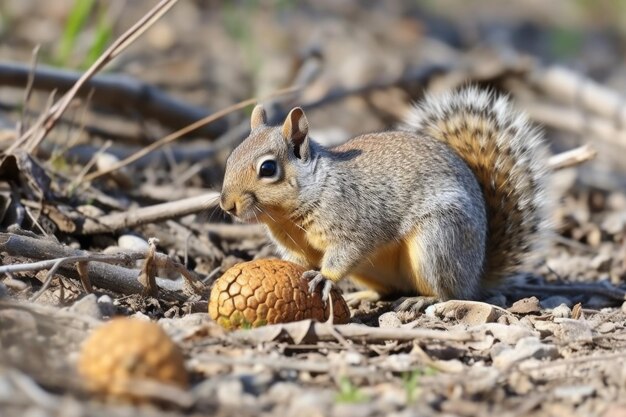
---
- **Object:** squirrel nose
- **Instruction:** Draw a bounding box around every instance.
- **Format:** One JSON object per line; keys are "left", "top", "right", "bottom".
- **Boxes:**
{"left": 220, "top": 195, "right": 237, "bottom": 215}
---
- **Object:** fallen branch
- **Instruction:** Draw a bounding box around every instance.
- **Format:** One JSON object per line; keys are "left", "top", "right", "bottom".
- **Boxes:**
{"left": 0, "top": 61, "right": 226, "bottom": 139}
{"left": 81, "top": 86, "right": 299, "bottom": 183}
{"left": 547, "top": 145, "right": 597, "bottom": 170}
{"left": 12, "top": 0, "right": 180, "bottom": 153}
{"left": 79, "top": 192, "right": 220, "bottom": 234}
{"left": 0, "top": 232, "right": 190, "bottom": 299}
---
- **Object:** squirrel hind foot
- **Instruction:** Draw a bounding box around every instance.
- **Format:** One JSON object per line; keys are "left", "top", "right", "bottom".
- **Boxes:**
{"left": 393, "top": 296, "right": 439, "bottom": 315}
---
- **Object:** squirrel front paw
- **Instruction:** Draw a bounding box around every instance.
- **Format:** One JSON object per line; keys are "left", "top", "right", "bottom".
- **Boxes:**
{"left": 303, "top": 270, "right": 334, "bottom": 304}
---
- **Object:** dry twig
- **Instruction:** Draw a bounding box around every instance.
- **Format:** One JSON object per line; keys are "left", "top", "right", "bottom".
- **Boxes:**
{"left": 79, "top": 192, "right": 220, "bottom": 234}
{"left": 81, "top": 86, "right": 299, "bottom": 183}
{"left": 0, "top": 61, "right": 227, "bottom": 138}
{"left": 10, "top": 0, "right": 180, "bottom": 153}
{"left": 547, "top": 145, "right": 597, "bottom": 170}
{"left": 0, "top": 233, "right": 194, "bottom": 299}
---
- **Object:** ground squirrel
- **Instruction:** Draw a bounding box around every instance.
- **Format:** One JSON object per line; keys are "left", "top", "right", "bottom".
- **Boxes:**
{"left": 220, "top": 88, "right": 550, "bottom": 304}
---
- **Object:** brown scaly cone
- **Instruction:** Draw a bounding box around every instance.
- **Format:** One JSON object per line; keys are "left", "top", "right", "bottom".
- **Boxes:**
{"left": 209, "top": 259, "right": 350, "bottom": 330}
{"left": 78, "top": 318, "right": 188, "bottom": 401}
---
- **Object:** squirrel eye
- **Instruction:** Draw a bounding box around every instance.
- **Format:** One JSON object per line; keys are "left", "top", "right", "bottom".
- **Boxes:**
{"left": 258, "top": 159, "right": 277, "bottom": 178}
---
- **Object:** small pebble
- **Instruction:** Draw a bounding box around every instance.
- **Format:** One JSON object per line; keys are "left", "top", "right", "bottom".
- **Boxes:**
{"left": 216, "top": 378, "right": 244, "bottom": 407}
{"left": 266, "top": 382, "right": 300, "bottom": 403}
{"left": 596, "top": 322, "right": 616, "bottom": 333}
{"left": 97, "top": 295, "right": 116, "bottom": 317}
{"left": 96, "top": 153, "right": 132, "bottom": 188}
{"left": 118, "top": 234, "right": 149, "bottom": 252}
{"left": 69, "top": 294, "right": 102, "bottom": 319}
{"left": 428, "top": 300, "right": 499, "bottom": 325}
{"left": 601, "top": 212, "right": 626, "bottom": 235}
{"left": 474, "top": 322, "right": 537, "bottom": 345}
{"left": 378, "top": 312, "right": 402, "bottom": 328}
{"left": 551, "top": 304, "right": 572, "bottom": 319}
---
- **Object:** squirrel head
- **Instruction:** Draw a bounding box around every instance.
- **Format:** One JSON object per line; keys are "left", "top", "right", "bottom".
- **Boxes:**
{"left": 220, "top": 104, "right": 311, "bottom": 221}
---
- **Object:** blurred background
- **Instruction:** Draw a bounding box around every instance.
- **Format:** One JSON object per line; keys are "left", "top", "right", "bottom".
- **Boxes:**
{"left": 1, "top": 0, "right": 626, "bottom": 190}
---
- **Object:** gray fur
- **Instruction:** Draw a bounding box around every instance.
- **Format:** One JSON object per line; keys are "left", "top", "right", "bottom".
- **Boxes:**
{"left": 293, "top": 132, "right": 486, "bottom": 299}
{"left": 221, "top": 88, "right": 549, "bottom": 300}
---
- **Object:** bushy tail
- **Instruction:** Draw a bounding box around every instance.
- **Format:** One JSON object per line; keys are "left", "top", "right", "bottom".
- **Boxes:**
{"left": 403, "top": 87, "right": 551, "bottom": 284}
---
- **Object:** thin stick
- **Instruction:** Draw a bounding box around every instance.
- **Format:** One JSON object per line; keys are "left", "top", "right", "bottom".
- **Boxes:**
{"left": 0, "top": 61, "right": 226, "bottom": 138}
{"left": 29, "top": 257, "right": 69, "bottom": 301}
{"left": 18, "top": 45, "right": 40, "bottom": 137}
{"left": 547, "top": 144, "right": 597, "bottom": 170}
{"left": 79, "top": 191, "right": 220, "bottom": 234}
{"left": 13, "top": 0, "right": 179, "bottom": 152}
{"left": 0, "top": 233, "right": 185, "bottom": 297}
{"left": 0, "top": 253, "right": 137, "bottom": 275}
{"left": 81, "top": 85, "right": 299, "bottom": 183}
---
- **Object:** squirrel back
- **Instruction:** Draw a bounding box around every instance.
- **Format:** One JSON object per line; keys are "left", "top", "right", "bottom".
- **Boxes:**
{"left": 403, "top": 88, "right": 550, "bottom": 284}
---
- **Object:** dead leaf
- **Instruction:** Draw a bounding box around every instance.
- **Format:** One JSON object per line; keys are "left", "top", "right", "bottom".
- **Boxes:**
{"left": 427, "top": 300, "right": 506, "bottom": 325}
{"left": 508, "top": 297, "right": 541, "bottom": 315}
{"left": 76, "top": 261, "right": 93, "bottom": 293}
{"left": 138, "top": 238, "right": 159, "bottom": 297}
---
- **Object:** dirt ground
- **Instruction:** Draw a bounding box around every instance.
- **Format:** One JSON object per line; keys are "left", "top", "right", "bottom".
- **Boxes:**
{"left": 1, "top": 1, "right": 626, "bottom": 416}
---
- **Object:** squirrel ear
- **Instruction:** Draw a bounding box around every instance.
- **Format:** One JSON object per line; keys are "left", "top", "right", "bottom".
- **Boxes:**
{"left": 281, "top": 107, "right": 310, "bottom": 160}
{"left": 250, "top": 104, "right": 267, "bottom": 130}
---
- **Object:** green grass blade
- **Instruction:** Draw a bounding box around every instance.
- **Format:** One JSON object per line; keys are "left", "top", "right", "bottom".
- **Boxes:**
{"left": 56, "top": 0, "right": 96, "bottom": 66}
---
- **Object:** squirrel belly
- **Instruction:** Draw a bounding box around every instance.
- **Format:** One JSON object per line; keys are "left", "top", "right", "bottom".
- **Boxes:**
{"left": 267, "top": 214, "right": 436, "bottom": 297}
{"left": 350, "top": 235, "right": 436, "bottom": 298}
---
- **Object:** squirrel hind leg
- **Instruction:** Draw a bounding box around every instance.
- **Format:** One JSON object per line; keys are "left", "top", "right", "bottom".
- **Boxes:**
{"left": 407, "top": 210, "right": 486, "bottom": 300}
